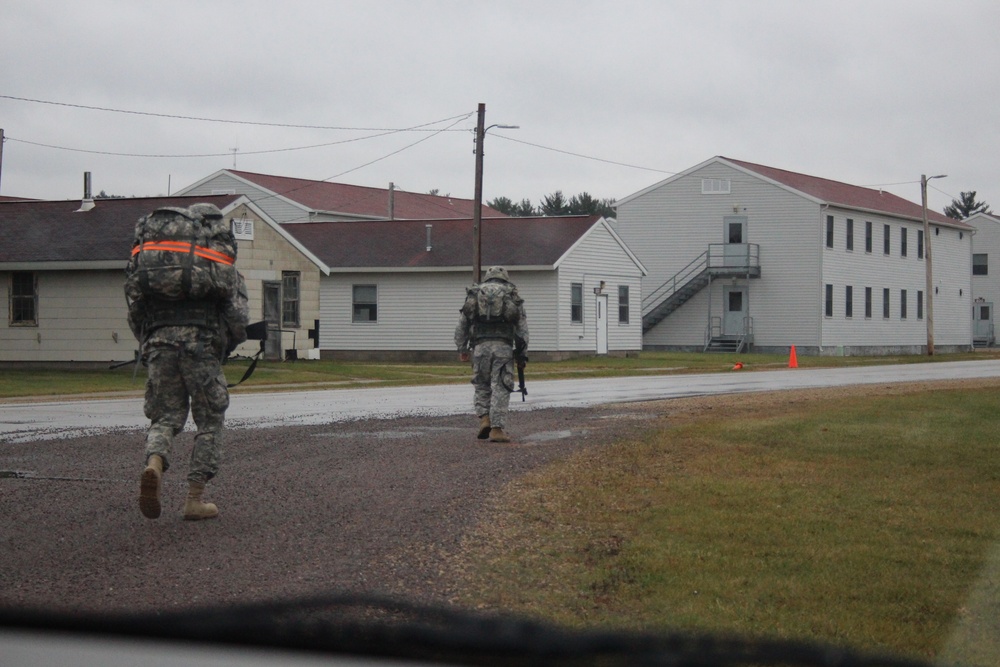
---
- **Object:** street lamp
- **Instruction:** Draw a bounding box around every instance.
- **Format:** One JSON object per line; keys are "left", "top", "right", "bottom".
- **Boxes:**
{"left": 472, "top": 102, "right": 518, "bottom": 283}
{"left": 921, "top": 173, "right": 947, "bottom": 355}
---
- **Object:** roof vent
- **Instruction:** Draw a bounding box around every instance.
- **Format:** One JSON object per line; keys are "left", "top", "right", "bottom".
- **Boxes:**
{"left": 426, "top": 224, "right": 433, "bottom": 251}
{"left": 75, "top": 171, "right": 95, "bottom": 212}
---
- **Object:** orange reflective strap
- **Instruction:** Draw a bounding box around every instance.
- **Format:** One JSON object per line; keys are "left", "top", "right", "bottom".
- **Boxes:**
{"left": 132, "top": 240, "right": 235, "bottom": 266}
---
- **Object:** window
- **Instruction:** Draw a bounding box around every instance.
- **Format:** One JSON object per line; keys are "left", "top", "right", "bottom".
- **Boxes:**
{"left": 825, "top": 216, "right": 834, "bottom": 248}
{"left": 845, "top": 285, "right": 853, "bottom": 318}
{"left": 571, "top": 283, "right": 583, "bottom": 323}
{"left": 883, "top": 288, "right": 890, "bottom": 319}
{"left": 281, "top": 272, "right": 300, "bottom": 327}
{"left": 824, "top": 284, "right": 833, "bottom": 317}
{"left": 974, "top": 253, "right": 988, "bottom": 276}
{"left": 900, "top": 228, "right": 908, "bottom": 257}
{"left": 865, "top": 287, "right": 872, "bottom": 319}
{"left": 883, "top": 225, "right": 891, "bottom": 255}
{"left": 10, "top": 272, "right": 37, "bottom": 325}
{"left": 352, "top": 284, "right": 378, "bottom": 322}
{"left": 918, "top": 230, "right": 924, "bottom": 259}
{"left": 618, "top": 285, "right": 629, "bottom": 324}
{"left": 865, "top": 221, "right": 873, "bottom": 253}
{"left": 701, "top": 178, "right": 731, "bottom": 194}
{"left": 917, "top": 290, "right": 924, "bottom": 320}
{"left": 900, "top": 289, "right": 908, "bottom": 319}
{"left": 846, "top": 219, "right": 854, "bottom": 251}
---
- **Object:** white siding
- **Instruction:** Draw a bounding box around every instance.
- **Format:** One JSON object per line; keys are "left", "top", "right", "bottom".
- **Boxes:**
{"left": 1, "top": 270, "right": 133, "bottom": 363}
{"left": 820, "top": 210, "right": 972, "bottom": 350}
{"left": 318, "top": 270, "right": 560, "bottom": 352}
{"left": 616, "top": 161, "right": 822, "bottom": 349}
{"left": 970, "top": 214, "right": 1000, "bottom": 332}
{"left": 555, "top": 223, "right": 643, "bottom": 352}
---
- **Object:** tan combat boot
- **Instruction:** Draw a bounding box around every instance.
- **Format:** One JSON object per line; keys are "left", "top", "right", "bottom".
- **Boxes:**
{"left": 183, "top": 482, "right": 219, "bottom": 521}
{"left": 488, "top": 427, "right": 511, "bottom": 443}
{"left": 477, "top": 415, "right": 491, "bottom": 439}
{"left": 139, "top": 454, "right": 164, "bottom": 519}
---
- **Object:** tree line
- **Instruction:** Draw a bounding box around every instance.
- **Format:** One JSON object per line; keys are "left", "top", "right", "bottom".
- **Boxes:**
{"left": 487, "top": 191, "right": 616, "bottom": 218}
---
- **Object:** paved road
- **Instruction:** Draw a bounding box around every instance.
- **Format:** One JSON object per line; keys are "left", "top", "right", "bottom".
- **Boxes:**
{"left": 3, "top": 359, "right": 1000, "bottom": 443}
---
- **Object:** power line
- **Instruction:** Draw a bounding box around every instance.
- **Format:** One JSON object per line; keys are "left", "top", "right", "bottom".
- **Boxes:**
{"left": 492, "top": 134, "right": 676, "bottom": 175}
{"left": 0, "top": 94, "right": 471, "bottom": 132}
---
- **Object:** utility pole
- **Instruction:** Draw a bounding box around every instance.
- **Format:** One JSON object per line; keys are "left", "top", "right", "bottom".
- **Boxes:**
{"left": 921, "top": 173, "right": 947, "bottom": 355}
{"left": 472, "top": 103, "right": 486, "bottom": 283}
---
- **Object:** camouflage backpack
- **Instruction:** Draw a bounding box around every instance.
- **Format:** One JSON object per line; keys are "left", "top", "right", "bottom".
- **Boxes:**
{"left": 124, "top": 205, "right": 239, "bottom": 303}
{"left": 462, "top": 280, "right": 521, "bottom": 324}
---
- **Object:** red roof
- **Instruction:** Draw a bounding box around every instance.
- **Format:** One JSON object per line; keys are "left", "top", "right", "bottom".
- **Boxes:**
{"left": 229, "top": 170, "right": 505, "bottom": 220}
{"left": 0, "top": 195, "right": 242, "bottom": 263}
{"left": 724, "top": 157, "right": 964, "bottom": 227}
{"left": 281, "top": 215, "right": 603, "bottom": 269}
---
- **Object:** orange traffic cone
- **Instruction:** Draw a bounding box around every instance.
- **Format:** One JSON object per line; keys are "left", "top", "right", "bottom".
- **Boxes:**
{"left": 732, "top": 361, "right": 743, "bottom": 370}
{"left": 788, "top": 345, "right": 798, "bottom": 369}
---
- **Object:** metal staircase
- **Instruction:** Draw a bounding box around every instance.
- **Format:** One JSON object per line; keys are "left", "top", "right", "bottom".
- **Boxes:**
{"left": 642, "top": 243, "right": 760, "bottom": 334}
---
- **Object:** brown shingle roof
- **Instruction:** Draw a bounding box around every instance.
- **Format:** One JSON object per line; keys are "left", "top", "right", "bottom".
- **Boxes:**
{"left": 0, "top": 195, "right": 242, "bottom": 263}
{"left": 280, "top": 215, "right": 603, "bottom": 269}
{"left": 723, "top": 157, "right": 965, "bottom": 227}
{"left": 229, "top": 170, "right": 505, "bottom": 220}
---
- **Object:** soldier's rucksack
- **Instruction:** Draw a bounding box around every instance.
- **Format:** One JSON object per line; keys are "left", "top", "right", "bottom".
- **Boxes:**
{"left": 124, "top": 206, "right": 239, "bottom": 303}
{"left": 464, "top": 280, "right": 521, "bottom": 323}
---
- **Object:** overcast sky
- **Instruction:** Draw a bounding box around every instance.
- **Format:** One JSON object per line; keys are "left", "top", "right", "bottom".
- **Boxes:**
{"left": 1, "top": 0, "right": 997, "bottom": 215}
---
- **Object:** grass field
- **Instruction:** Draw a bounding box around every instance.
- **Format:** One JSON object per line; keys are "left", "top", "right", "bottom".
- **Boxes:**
{"left": 2, "top": 349, "right": 999, "bottom": 399}
{"left": 450, "top": 381, "right": 1000, "bottom": 665}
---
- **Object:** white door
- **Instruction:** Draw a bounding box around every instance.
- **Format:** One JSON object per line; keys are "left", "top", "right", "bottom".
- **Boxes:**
{"left": 595, "top": 294, "right": 609, "bottom": 354}
{"left": 723, "top": 215, "right": 748, "bottom": 267}
{"left": 974, "top": 302, "right": 993, "bottom": 341}
{"left": 723, "top": 286, "right": 747, "bottom": 336}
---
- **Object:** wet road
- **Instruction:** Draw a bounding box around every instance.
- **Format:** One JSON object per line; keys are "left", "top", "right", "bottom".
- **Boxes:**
{"left": 3, "top": 359, "right": 1000, "bottom": 443}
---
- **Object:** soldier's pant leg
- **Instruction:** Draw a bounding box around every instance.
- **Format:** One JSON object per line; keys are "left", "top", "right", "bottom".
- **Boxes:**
{"left": 471, "top": 344, "right": 493, "bottom": 418}
{"left": 182, "top": 353, "right": 229, "bottom": 485}
{"left": 488, "top": 343, "right": 515, "bottom": 429}
{"left": 143, "top": 348, "right": 190, "bottom": 471}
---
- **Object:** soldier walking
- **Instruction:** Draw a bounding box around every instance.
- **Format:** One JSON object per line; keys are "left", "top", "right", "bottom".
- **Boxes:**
{"left": 126, "top": 203, "right": 249, "bottom": 520}
{"left": 454, "top": 266, "right": 529, "bottom": 442}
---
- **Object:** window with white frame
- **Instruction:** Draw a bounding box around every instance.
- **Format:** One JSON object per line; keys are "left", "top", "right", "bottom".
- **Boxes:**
{"left": 865, "top": 221, "right": 873, "bottom": 253}
{"left": 282, "top": 271, "right": 300, "bottom": 327}
{"left": 618, "top": 285, "right": 629, "bottom": 324}
{"left": 973, "top": 253, "right": 988, "bottom": 276}
{"left": 845, "top": 285, "right": 853, "bottom": 318}
{"left": 825, "top": 216, "right": 834, "bottom": 249}
{"left": 701, "top": 178, "right": 731, "bottom": 194}
{"left": 352, "top": 284, "right": 378, "bottom": 323}
{"left": 865, "top": 287, "right": 872, "bottom": 319}
{"left": 9, "top": 272, "right": 37, "bottom": 326}
{"left": 824, "top": 284, "right": 833, "bottom": 317}
{"left": 846, "top": 219, "right": 854, "bottom": 251}
{"left": 571, "top": 283, "right": 583, "bottom": 323}
{"left": 900, "top": 289, "right": 908, "bottom": 319}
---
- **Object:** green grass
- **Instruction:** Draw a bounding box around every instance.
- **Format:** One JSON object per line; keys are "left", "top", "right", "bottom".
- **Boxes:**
{"left": 2, "top": 349, "right": 998, "bottom": 399}
{"left": 451, "top": 383, "right": 1000, "bottom": 664}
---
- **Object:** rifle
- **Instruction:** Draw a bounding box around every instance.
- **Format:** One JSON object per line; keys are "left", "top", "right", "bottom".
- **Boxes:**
{"left": 109, "top": 350, "right": 142, "bottom": 383}
{"left": 516, "top": 354, "right": 528, "bottom": 402}
{"left": 227, "top": 320, "right": 267, "bottom": 388}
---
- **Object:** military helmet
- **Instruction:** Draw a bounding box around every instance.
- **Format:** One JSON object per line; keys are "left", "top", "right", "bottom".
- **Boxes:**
{"left": 188, "top": 203, "right": 224, "bottom": 219}
{"left": 482, "top": 266, "right": 510, "bottom": 283}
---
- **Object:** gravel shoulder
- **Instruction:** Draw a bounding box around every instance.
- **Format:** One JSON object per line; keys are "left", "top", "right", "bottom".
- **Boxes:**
{"left": 1, "top": 378, "right": 993, "bottom": 615}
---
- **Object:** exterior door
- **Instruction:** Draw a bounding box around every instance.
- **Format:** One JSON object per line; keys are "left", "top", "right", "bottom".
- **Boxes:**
{"left": 974, "top": 302, "right": 993, "bottom": 342}
{"left": 723, "top": 286, "right": 747, "bottom": 336}
{"left": 262, "top": 281, "right": 282, "bottom": 361}
{"left": 723, "top": 215, "right": 748, "bottom": 267}
{"left": 595, "top": 293, "right": 609, "bottom": 354}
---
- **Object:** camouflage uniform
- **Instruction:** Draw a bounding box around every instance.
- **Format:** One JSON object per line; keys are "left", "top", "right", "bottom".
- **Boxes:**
{"left": 127, "top": 205, "right": 249, "bottom": 487}
{"left": 454, "top": 267, "right": 529, "bottom": 436}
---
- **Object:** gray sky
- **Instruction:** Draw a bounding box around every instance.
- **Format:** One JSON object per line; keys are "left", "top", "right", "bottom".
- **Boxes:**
{"left": 1, "top": 0, "right": 997, "bottom": 215}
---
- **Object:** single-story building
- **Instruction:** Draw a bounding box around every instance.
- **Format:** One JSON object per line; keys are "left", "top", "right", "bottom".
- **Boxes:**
{"left": 613, "top": 156, "right": 975, "bottom": 355}
{"left": 1, "top": 193, "right": 324, "bottom": 365}
{"left": 280, "top": 214, "right": 647, "bottom": 360}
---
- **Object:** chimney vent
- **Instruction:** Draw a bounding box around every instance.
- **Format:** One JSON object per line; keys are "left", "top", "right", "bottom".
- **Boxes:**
{"left": 75, "top": 171, "right": 95, "bottom": 212}
{"left": 426, "top": 224, "right": 432, "bottom": 251}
